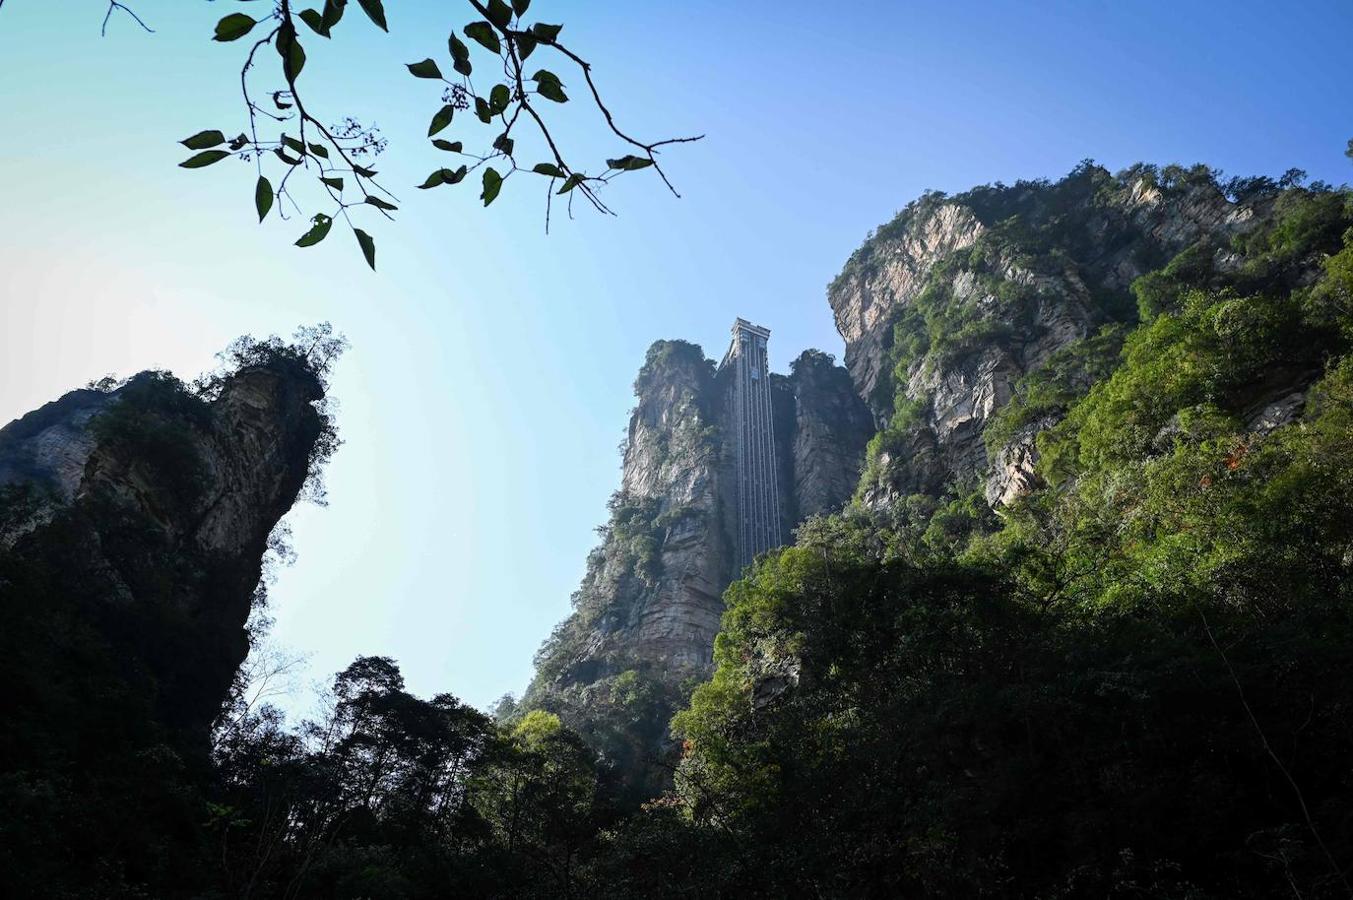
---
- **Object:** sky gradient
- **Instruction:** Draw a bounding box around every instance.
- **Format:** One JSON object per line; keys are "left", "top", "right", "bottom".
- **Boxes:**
{"left": 2, "top": 0, "right": 1351, "bottom": 715}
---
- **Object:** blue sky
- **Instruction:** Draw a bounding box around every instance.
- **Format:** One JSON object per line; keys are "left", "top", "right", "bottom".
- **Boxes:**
{"left": 2, "top": 0, "right": 1351, "bottom": 714}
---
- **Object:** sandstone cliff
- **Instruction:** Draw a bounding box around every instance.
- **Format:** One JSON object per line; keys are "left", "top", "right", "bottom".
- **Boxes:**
{"left": 523, "top": 338, "right": 870, "bottom": 795}
{"left": 830, "top": 162, "right": 1269, "bottom": 508}
{"left": 784, "top": 350, "right": 876, "bottom": 521}
{"left": 0, "top": 357, "right": 327, "bottom": 757}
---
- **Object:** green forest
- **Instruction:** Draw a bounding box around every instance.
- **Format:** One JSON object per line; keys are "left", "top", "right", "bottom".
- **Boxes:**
{"left": 5, "top": 164, "right": 1353, "bottom": 898}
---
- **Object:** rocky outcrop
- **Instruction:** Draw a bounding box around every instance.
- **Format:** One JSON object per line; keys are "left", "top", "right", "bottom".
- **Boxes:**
{"left": 829, "top": 163, "right": 1263, "bottom": 507}
{"left": 532, "top": 340, "right": 871, "bottom": 690}
{"left": 0, "top": 389, "right": 114, "bottom": 511}
{"left": 1247, "top": 390, "right": 1307, "bottom": 434}
{"left": 856, "top": 425, "right": 947, "bottom": 510}
{"left": 613, "top": 341, "right": 728, "bottom": 677}
{"left": 785, "top": 350, "right": 874, "bottom": 520}
{"left": 0, "top": 362, "right": 325, "bottom": 747}
{"left": 984, "top": 416, "right": 1056, "bottom": 508}
{"left": 525, "top": 338, "right": 870, "bottom": 787}
{"left": 830, "top": 202, "right": 987, "bottom": 411}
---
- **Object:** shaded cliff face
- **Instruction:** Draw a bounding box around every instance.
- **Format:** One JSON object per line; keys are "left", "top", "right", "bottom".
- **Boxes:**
{"left": 524, "top": 338, "right": 870, "bottom": 797}
{"left": 831, "top": 163, "right": 1267, "bottom": 507}
{"left": 785, "top": 350, "right": 875, "bottom": 520}
{"left": 0, "top": 362, "right": 325, "bottom": 762}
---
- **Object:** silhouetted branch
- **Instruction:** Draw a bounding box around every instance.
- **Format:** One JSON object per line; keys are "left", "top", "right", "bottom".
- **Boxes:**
{"left": 72, "top": 0, "right": 700, "bottom": 269}
{"left": 541, "top": 38, "right": 704, "bottom": 198}
{"left": 101, "top": 1, "right": 154, "bottom": 37}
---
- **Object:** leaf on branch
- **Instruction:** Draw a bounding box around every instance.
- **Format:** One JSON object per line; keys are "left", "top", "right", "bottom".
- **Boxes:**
{"left": 531, "top": 69, "right": 567, "bottom": 102}
{"left": 557, "top": 173, "right": 583, "bottom": 194}
{"left": 282, "top": 135, "right": 307, "bottom": 155}
{"left": 228, "top": 133, "right": 250, "bottom": 151}
{"left": 511, "top": 0, "right": 532, "bottom": 16}
{"left": 530, "top": 23, "right": 562, "bottom": 42}
{"left": 286, "top": 44, "right": 307, "bottom": 82}
{"left": 295, "top": 214, "right": 334, "bottom": 247}
{"left": 481, "top": 167, "right": 503, "bottom": 206}
{"left": 474, "top": 96, "right": 493, "bottom": 124}
{"left": 213, "top": 13, "right": 257, "bottom": 42}
{"left": 428, "top": 105, "right": 456, "bottom": 136}
{"left": 354, "top": 164, "right": 378, "bottom": 178}
{"left": 298, "top": 8, "right": 330, "bottom": 37}
{"left": 464, "top": 21, "right": 500, "bottom": 54}
{"left": 407, "top": 58, "right": 443, "bottom": 79}
{"left": 365, "top": 195, "right": 398, "bottom": 211}
{"left": 356, "top": 0, "right": 388, "bottom": 32}
{"left": 536, "top": 81, "right": 567, "bottom": 103}
{"left": 181, "top": 130, "right": 226, "bottom": 150}
{"left": 308, "top": 142, "right": 330, "bottom": 159}
{"left": 321, "top": 0, "right": 346, "bottom": 32}
{"left": 486, "top": 0, "right": 514, "bottom": 29}
{"left": 532, "top": 162, "right": 564, "bottom": 177}
{"left": 418, "top": 166, "right": 467, "bottom": 188}
{"left": 255, "top": 175, "right": 274, "bottom": 222}
{"left": 272, "top": 91, "right": 294, "bottom": 110}
{"left": 321, "top": 176, "right": 345, "bottom": 190}
{"left": 275, "top": 148, "right": 303, "bottom": 166}
{"left": 354, "top": 228, "right": 376, "bottom": 270}
{"left": 432, "top": 139, "right": 464, "bottom": 152}
{"left": 513, "top": 32, "right": 538, "bottom": 60}
{"left": 277, "top": 24, "right": 307, "bottom": 82}
{"left": 449, "top": 34, "right": 472, "bottom": 76}
{"left": 179, "top": 150, "right": 231, "bottom": 168}
{"left": 493, "top": 133, "right": 515, "bottom": 156}
{"left": 607, "top": 155, "right": 654, "bottom": 171}
{"left": 489, "top": 84, "right": 511, "bottom": 113}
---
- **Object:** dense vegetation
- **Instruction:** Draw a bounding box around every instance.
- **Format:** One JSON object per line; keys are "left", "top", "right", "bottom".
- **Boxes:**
{"left": 659, "top": 168, "right": 1353, "bottom": 896}
{"left": 5, "top": 166, "right": 1353, "bottom": 897}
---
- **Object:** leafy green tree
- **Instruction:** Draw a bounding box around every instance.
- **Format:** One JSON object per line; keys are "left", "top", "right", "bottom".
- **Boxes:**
{"left": 470, "top": 709, "right": 601, "bottom": 895}
{"left": 209, "top": 656, "right": 623, "bottom": 898}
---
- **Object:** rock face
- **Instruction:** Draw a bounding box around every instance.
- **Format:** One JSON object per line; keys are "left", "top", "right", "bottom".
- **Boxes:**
{"left": 831, "top": 163, "right": 1262, "bottom": 506}
{"left": 785, "top": 350, "right": 876, "bottom": 520}
{"left": 830, "top": 202, "right": 988, "bottom": 413}
{"left": 984, "top": 416, "right": 1058, "bottom": 508}
{"left": 525, "top": 338, "right": 870, "bottom": 787}
{"left": 0, "top": 389, "right": 113, "bottom": 514}
{"left": 541, "top": 340, "right": 870, "bottom": 685}
{"left": 0, "top": 362, "right": 325, "bottom": 750}
{"left": 613, "top": 341, "right": 728, "bottom": 677}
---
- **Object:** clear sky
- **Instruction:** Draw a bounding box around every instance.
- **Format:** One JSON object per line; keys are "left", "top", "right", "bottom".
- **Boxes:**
{"left": 2, "top": 1, "right": 1351, "bottom": 715}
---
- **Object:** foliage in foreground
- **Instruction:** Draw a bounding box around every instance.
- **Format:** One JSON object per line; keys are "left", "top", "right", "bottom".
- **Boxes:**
{"left": 78, "top": 0, "right": 702, "bottom": 270}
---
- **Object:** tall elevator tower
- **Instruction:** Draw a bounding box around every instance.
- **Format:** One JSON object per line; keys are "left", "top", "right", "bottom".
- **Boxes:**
{"left": 720, "top": 318, "right": 782, "bottom": 569}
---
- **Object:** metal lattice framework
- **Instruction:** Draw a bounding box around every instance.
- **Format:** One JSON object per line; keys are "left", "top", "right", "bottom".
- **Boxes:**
{"left": 719, "top": 318, "right": 782, "bottom": 570}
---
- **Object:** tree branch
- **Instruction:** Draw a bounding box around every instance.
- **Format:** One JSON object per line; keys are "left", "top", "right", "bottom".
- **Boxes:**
{"left": 101, "top": 1, "right": 153, "bottom": 38}
{"left": 542, "top": 38, "right": 703, "bottom": 198}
